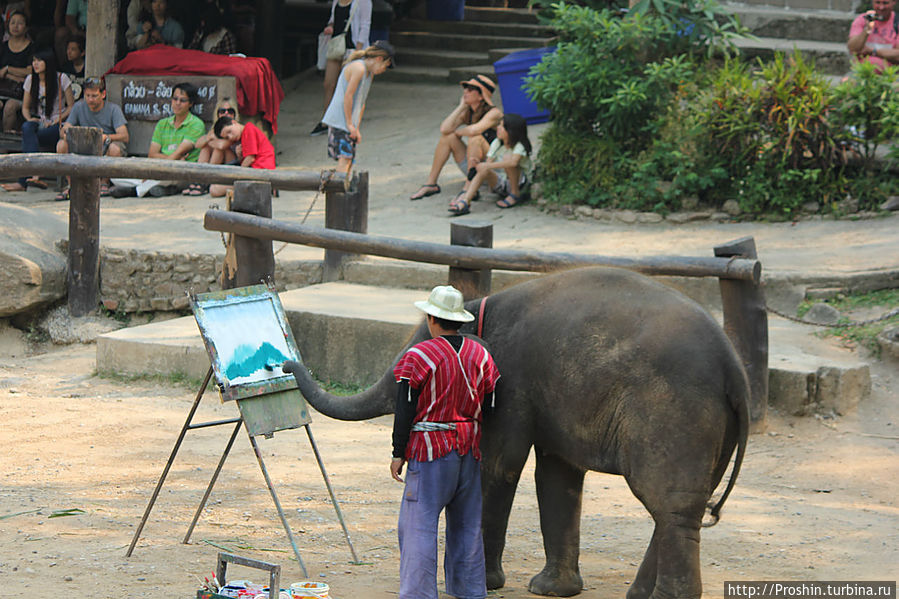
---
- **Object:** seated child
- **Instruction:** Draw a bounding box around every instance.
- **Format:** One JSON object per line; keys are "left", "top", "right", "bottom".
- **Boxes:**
{"left": 208, "top": 114, "right": 274, "bottom": 198}
{"left": 448, "top": 113, "right": 532, "bottom": 216}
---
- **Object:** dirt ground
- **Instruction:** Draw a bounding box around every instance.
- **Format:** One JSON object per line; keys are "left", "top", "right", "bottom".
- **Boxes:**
{"left": 0, "top": 321, "right": 896, "bottom": 599}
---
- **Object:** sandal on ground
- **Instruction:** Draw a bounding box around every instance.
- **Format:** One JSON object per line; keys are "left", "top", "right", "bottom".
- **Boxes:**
{"left": 182, "top": 183, "right": 201, "bottom": 196}
{"left": 448, "top": 196, "right": 471, "bottom": 217}
{"left": 496, "top": 193, "right": 523, "bottom": 209}
{"left": 410, "top": 183, "right": 440, "bottom": 200}
{"left": 55, "top": 188, "right": 70, "bottom": 201}
{"left": 1, "top": 182, "right": 26, "bottom": 192}
{"left": 100, "top": 183, "right": 111, "bottom": 197}
{"left": 468, "top": 189, "right": 480, "bottom": 202}
{"left": 187, "top": 183, "right": 209, "bottom": 196}
{"left": 27, "top": 177, "right": 48, "bottom": 189}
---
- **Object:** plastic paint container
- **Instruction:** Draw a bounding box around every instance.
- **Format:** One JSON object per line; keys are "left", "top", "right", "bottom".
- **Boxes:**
{"left": 289, "top": 581, "right": 330, "bottom": 599}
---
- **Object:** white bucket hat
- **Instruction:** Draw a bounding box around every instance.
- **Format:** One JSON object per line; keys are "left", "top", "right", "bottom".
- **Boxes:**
{"left": 414, "top": 285, "right": 474, "bottom": 322}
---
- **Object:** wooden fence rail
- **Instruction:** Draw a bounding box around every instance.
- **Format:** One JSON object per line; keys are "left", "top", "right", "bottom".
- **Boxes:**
{"left": 204, "top": 209, "right": 762, "bottom": 283}
{"left": 0, "top": 153, "right": 347, "bottom": 191}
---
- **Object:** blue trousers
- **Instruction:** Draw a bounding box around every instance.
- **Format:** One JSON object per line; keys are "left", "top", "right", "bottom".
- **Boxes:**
{"left": 19, "top": 120, "right": 59, "bottom": 187}
{"left": 398, "top": 450, "right": 486, "bottom": 599}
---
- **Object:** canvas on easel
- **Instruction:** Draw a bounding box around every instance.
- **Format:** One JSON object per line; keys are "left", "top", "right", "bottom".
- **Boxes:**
{"left": 191, "top": 283, "right": 311, "bottom": 436}
{"left": 126, "top": 283, "right": 357, "bottom": 574}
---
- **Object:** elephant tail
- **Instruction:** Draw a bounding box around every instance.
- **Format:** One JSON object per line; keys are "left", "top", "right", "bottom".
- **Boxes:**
{"left": 703, "top": 359, "right": 750, "bottom": 528}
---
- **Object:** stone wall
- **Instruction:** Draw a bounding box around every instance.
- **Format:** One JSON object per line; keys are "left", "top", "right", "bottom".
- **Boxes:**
{"left": 98, "top": 248, "right": 323, "bottom": 313}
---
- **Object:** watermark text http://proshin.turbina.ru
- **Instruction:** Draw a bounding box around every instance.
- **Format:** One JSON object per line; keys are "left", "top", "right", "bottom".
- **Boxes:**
{"left": 725, "top": 582, "right": 896, "bottom": 599}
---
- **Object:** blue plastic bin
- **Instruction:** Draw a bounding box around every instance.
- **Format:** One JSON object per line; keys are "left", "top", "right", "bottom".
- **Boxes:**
{"left": 427, "top": 0, "right": 464, "bottom": 21}
{"left": 493, "top": 46, "right": 555, "bottom": 124}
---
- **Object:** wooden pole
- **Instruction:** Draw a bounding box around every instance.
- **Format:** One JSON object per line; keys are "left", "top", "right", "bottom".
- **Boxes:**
{"left": 86, "top": 0, "right": 119, "bottom": 77}
{"left": 0, "top": 154, "right": 346, "bottom": 191}
{"left": 714, "top": 237, "right": 768, "bottom": 433}
{"left": 223, "top": 181, "right": 275, "bottom": 290}
{"left": 449, "top": 221, "right": 493, "bottom": 300}
{"left": 66, "top": 127, "right": 102, "bottom": 317}
{"left": 204, "top": 210, "right": 762, "bottom": 282}
{"left": 324, "top": 171, "right": 368, "bottom": 281}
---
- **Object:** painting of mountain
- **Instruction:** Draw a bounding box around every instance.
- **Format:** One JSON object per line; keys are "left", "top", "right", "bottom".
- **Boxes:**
{"left": 224, "top": 341, "right": 290, "bottom": 380}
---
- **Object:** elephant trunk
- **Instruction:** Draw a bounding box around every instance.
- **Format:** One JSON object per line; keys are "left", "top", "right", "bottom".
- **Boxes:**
{"left": 282, "top": 360, "right": 395, "bottom": 421}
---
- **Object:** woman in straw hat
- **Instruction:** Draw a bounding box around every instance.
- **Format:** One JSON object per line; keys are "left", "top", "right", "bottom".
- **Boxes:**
{"left": 408, "top": 74, "right": 503, "bottom": 203}
{"left": 391, "top": 285, "right": 500, "bottom": 599}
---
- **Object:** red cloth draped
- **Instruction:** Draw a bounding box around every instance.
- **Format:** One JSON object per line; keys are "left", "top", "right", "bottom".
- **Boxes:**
{"left": 107, "top": 45, "right": 285, "bottom": 134}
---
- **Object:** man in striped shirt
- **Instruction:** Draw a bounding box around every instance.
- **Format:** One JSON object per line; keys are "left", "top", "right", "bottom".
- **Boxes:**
{"left": 391, "top": 285, "right": 500, "bottom": 599}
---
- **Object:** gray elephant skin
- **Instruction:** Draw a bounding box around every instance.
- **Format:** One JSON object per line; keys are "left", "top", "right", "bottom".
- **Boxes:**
{"left": 283, "top": 266, "right": 749, "bottom": 599}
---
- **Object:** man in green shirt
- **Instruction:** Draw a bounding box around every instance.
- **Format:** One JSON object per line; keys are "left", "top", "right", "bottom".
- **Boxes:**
{"left": 145, "top": 81, "right": 205, "bottom": 196}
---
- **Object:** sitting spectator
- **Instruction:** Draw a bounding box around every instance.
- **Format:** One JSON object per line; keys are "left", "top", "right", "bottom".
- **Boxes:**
{"left": 408, "top": 74, "right": 503, "bottom": 201}
{"left": 135, "top": 0, "right": 184, "bottom": 50}
{"left": 207, "top": 114, "right": 275, "bottom": 197}
{"left": 59, "top": 32, "right": 82, "bottom": 100}
{"left": 23, "top": 0, "right": 63, "bottom": 51}
{"left": 2, "top": 49, "right": 73, "bottom": 192}
{"left": 54, "top": 0, "right": 85, "bottom": 68}
{"left": 0, "top": 10, "right": 33, "bottom": 132}
{"left": 186, "top": 4, "right": 236, "bottom": 55}
{"left": 140, "top": 81, "right": 203, "bottom": 196}
{"left": 124, "top": 0, "right": 152, "bottom": 51}
{"left": 183, "top": 96, "right": 239, "bottom": 195}
{"left": 847, "top": 0, "right": 899, "bottom": 69}
{"left": 54, "top": 76, "right": 128, "bottom": 199}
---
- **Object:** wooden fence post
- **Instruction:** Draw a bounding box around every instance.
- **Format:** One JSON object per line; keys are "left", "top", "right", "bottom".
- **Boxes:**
{"left": 223, "top": 181, "right": 274, "bottom": 290}
{"left": 449, "top": 221, "right": 493, "bottom": 300}
{"left": 714, "top": 236, "right": 768, "bottom": 433}
{"left": 66, "top": 126, "right": 102, "bottom": 316}
{"left": 324, "top": 171, "right": 368, "bottom": 281}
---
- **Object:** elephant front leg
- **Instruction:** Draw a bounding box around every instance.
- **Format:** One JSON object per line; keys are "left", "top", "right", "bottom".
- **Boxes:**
{"left": 530, "top": 450, "right": 586, "bottom": 597}
{"left": 480, "top": 448, "right": 529, "bottom": 590}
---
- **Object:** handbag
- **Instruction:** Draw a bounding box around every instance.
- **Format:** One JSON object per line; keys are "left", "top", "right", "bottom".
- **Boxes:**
{"left": 0, "top": 77, "right": 24, "bottom": 100}
{"left": 325, "top": 0, "right": 358, "bottom": 62}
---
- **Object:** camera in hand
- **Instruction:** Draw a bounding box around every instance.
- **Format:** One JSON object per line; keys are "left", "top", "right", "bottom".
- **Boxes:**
{"left": 865, "top": 12, "right": 886, "bottom": 21}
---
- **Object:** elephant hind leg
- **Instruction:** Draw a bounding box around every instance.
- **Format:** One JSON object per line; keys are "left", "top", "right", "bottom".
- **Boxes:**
{"left": 636, "top": 491, "right": 706, "bottom": 599}
{"left": 626, "top": 527, "right": 659, "bottom": 599}
{"left": 529, "top": 450, "right": 585, "bottom": 597}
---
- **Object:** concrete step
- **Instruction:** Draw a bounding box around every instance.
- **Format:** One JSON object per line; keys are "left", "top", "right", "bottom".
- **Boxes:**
{"left": 396, "top": 18, "right": 551, "bottom": 38}
{"left": 395, "top": 47, "right": 488, "bottom": 69}
{"left": 378, "top": 65, "right": 452, "bottom": 84}
{"left": 390, "top": 30, "right": 554, "bottom": 53}
{"left": 96, "top": 283, "right": 425, "bottom": 387}
{"left": 735, "top": 37, "right": 851, "bottom": 74}
{"left": 96, "top": 278, "right": 872, "bottom": 418}
{"left": 726, "top": 4, "right": 854, "bottom": 43}
{"left": 464, "top": 6, "right": 541, "bottom": 24}
{"left": 733, "top": 0, "right": 855, "bottom": 11}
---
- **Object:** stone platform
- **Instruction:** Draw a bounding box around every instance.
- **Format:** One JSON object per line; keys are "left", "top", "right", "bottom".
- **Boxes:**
{"left": 96, "top": 276, "right": 872, "bottom": 418}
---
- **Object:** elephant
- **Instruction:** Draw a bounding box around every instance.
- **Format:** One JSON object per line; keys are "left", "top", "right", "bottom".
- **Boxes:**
{"left": 283, "top": 266, "right": 749, "bottom": 599}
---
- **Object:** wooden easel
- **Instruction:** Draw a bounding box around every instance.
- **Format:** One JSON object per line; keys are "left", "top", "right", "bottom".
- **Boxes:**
{"left": 125, "top": 286, "right": 358, "bottom": 576}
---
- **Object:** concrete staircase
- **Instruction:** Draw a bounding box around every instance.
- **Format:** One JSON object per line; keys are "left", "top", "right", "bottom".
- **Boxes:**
{"left": 381, "top": 6, "right": 555, "bottom": 84}
{"left": 726, "top": 3, "right": 856, "bottom": 76}
{"left": 380, "top": 2, "right": 857, "bottom": 83}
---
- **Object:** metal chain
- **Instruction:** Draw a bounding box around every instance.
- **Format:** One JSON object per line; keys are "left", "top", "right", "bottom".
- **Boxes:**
{"left": 273, "top": 169, "right": 334, "bottom": 256}
{"left": 766, "top": 304, "right": 899, "bottom": 328}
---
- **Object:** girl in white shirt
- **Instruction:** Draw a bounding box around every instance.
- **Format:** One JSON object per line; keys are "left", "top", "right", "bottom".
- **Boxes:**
{"left": 449, "top": 113, "right": 532, "bottom": 216}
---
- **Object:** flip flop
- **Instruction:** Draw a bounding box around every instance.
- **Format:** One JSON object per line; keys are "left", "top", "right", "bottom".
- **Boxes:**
{"left": 496, "top": 193, "right": 522, "bottom": 209}
{"left": 182, "top": 183, "right": 202, "bottom": 196}
{"left": 187, "top": 184, "right": 209, "bottom": 196}
{"left": 448, "top": 197, "right": 470, "bottom": 217}
{"left": 410, "top": 183, "right": 440, "bottom": 200}
{"left": 27, "top": 178, "right": 48, "bottom": 189}
{"left": 55, "top": 188, "right": 70, "bottom": 201}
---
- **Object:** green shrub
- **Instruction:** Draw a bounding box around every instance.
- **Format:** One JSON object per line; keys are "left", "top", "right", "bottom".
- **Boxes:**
{"left": 628, "top": 0, "right": 748, "bottom": 57}
{"left": 535, "top": 124, "right": 618, "bottom": 206}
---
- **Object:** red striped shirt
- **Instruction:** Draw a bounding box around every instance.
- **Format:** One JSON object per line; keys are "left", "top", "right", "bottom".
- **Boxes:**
{"left": 393, "top": 336, "right": 500, "bottom": 462}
